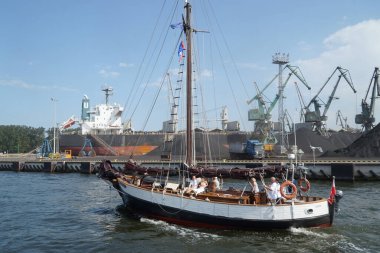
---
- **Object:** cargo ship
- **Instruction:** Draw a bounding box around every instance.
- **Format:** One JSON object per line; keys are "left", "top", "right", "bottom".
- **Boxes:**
{"left": 58, "top": 87, "right": 361, "bottom": 159}
{"left": 58, "top": 87, "right": 254, "bottom": 159}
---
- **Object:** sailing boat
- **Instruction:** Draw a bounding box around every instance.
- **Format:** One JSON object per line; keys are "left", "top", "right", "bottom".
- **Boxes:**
{"left": 99, "top": 1, "right": 342, "bottom": 230}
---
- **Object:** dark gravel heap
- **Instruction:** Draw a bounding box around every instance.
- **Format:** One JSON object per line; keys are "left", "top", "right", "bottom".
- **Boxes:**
{"left": 327, "top": 123, "right": 380, "bottom": 158}
{"left": 286, "top": 128, "right": 361, "bottom": 158}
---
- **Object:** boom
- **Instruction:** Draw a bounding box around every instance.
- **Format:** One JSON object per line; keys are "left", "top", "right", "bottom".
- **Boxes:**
{"left": 355, "top": 67, "right": 380, "bottom": 132}
{"left": 247, "top": 74, "right": 279, "bottom": 105}
{"left": 305, "top": 66, "right": 356, "bottom": 135}
{"left": 294, "top": 82, "right": 307, "bottom": 122}
{"left": 336, "top": 110, "right": 348, "bottom": 131}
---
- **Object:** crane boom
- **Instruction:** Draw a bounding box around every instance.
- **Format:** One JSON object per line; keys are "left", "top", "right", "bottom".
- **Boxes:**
{"left": 294, "top": 82, "right": 307, "bottom": 121}
{"left": 266, "top": 67, "right": 309, "bottom": 115}
{"left": 247, "top": 74, "right": 279, "bottom": 105}
{"left": 306, "top": 67, "right": 339, "bottom": 109}
{"left": 337, "top": 67, "right": 357, "bottom": 93}
{"left": 322, "top": 75, "right": 341, "bottom": 116}
{"left": 336, "top": 110, "right": 348, "bottom": 130}
{"left": 285, "top": 65, "right": 311, "bottom": 90}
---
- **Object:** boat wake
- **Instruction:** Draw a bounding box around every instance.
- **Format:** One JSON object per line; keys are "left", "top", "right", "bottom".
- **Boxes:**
{"left": 289, "top": 227, "right": 329, "bottom": 238}
{"left": 140, "top": 217, "right": 221, "bottom": 243}
{"left": 289, "top": 227, "right": 367, "bottom": 252}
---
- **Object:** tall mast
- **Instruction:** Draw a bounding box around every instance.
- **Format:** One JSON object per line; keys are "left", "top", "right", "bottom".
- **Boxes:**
{"left": 184, "top": 1, "right": 193, "bottom": 166}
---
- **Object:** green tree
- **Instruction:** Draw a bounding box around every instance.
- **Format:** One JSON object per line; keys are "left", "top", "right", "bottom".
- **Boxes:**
{"left": 0, "top": 125, "right": 45, "bottom": 153}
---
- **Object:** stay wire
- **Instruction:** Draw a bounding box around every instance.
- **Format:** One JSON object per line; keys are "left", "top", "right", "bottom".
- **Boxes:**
{"left": 129, "top": 0, "right": 180, "bottom": 122}
{"left": 206, "top": 1, "right": 251, "bottom": 100}
{"left": 201, "top": 0, "right": 247, "bottom": 131}
{"left": 130, "top": 33, "right": 183, "bottom": 158}
{"left": 123, "top": 0, "right": 168, "bottom": 122}
{"left": 124, "top": 0, "right": 181, "bottom": 123}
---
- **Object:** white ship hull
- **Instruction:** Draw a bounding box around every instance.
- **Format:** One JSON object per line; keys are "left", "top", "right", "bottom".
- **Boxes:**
{"left": 116, "top": 179, "right": 334, "bottom": 230}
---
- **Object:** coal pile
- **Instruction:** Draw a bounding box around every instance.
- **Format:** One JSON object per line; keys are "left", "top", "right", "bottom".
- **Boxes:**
{"left": 287, "top": 128, "right": 361, "bottom": 158}
{"left": 328, "top": 123, "right": 380, "bottom": 158}
{"left": 142, "top": 132, "right": 230, "bottom": 160}
{"left": 140, "top": 127, "right": 362, "bottom": 160}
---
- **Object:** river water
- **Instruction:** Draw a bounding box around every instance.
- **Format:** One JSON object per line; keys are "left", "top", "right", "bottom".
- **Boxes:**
{"left": 0, "top": 171, "right": 378, "bottom": 253}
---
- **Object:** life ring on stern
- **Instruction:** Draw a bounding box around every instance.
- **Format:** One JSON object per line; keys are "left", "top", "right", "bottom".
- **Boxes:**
{"left": 280, "top": 181, "right": 297, "bottom": 200}
{"left": 298, "top": 178, "right": 311, "bottom": 192}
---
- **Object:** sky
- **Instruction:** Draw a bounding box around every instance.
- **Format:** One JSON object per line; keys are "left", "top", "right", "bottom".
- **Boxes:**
{"left": 1, "top": 0, "right": 380, "bottom": 132}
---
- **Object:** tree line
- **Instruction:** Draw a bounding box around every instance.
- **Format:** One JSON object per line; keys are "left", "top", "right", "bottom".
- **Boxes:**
{"left": 0, "top": 125, "right": 46, "bottom": 154}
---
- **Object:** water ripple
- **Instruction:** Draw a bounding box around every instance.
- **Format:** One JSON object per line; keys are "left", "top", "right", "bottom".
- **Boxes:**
{"left": 0, "top": 172, "right": 379, "bottom": 253}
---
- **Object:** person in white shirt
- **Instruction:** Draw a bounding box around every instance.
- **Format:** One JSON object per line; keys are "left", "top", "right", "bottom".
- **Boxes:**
{"left": 193, "top": 179, "right": 207, "bottom": 195}
{"left": 212, "top": 177, "right": 220, "bottom": 190}
{"left": 249, "top": 177, "right": 259, "bottom": 194}
{"left": 189, "top": 175, "right": 198, "bottom": 189}
{"left": 186, "top": 175, "right": 199, "bottom": 194}
{"left": 265, "top": 177, "right": 281, "bottom": 204}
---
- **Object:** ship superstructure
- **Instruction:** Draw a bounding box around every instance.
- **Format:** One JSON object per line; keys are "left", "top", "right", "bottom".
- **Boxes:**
{"left": 80, "top": 87, "right": 125, "bottom": 135}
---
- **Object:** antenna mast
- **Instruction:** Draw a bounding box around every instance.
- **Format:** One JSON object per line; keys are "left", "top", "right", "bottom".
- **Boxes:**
{"left": 272, "top": 53, "right": 289, "bottom": 152}
{"left": 102, "top": 86, "right": 113, "bottom": 105}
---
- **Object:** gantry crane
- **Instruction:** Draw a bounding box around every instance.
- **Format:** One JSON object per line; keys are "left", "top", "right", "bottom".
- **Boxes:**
{"left": 355, "top": 67, "right": 380, "bottom": 132}
{"left": 247, "top": 65, "right": 311, "bottom": 142}
{"left": 304, "top": 66, "right": 356, "bottom": 135}
{"left": 336, "top": 110, "right": 349, "bottom": 131}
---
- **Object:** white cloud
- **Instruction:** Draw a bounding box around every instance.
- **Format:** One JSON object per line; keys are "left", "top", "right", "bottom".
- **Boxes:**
{"left": 99, "top": 69, "right": 120, "bottom": 78}
{"left": 295, "top": 19, "right": 380, "bottom": 129}
{"left": 119, "top": 62, "right": 134, "bottom": 68}
{"left": 0, "top": 79, "right": 77, "bottom": 92}
{"left": 297, "top": 41, "right": 312, "bottom": 51}
{"left": 201, "top": 69, "right": 213, "bottom": 78}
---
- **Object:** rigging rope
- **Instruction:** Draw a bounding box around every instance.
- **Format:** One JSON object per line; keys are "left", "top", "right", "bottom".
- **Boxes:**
{"left": 127, "top": 1, "right": 182, "bottom": 157}
{"left": 201, "top": 0, "right": 249, "bottom": 131}
{"left": 123, "top": 0, "right": 171, "bottom": 122}
{"left": 129, "top": 33, "right": 183, "bottom": 158}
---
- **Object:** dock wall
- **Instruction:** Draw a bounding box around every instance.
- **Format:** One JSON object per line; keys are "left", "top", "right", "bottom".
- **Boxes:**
{"left": 0, "top": 158, "right": 379, "bottom": 181}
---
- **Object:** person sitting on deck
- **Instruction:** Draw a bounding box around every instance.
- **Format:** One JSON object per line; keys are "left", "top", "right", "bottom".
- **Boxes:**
{"left": 186, "top": 175, "right": 199, "bottom": 193}
{"left": 189, "top": 175, "right": 199, "bottom": 189}
{"left": 193, "top": 179, "right": 208, "bottom": 195}
{"left": 208, "top": 177, "right": 219, "bottom": 193}
{"left": 265, "top": 177, "right": 281, "bottom": 204}
{"left": 212, "top": 177, "right": 220, "bottom": 190}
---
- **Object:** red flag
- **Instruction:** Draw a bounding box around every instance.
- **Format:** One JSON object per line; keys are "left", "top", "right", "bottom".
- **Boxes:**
{"left": 328, "top": 176, "right": 336, "bottom": 204}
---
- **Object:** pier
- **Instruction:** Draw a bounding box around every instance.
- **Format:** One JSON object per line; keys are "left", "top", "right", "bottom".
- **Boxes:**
{"left": 0, "top": 155, "right": 379, "bottom": 181}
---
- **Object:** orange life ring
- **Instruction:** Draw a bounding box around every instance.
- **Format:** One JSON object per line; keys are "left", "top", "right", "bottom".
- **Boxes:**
{"left": 298, "top": 178, "right": 311, "bottom": 192}
{"left": 280, "top": 181, "right": 297, "bottom": 200}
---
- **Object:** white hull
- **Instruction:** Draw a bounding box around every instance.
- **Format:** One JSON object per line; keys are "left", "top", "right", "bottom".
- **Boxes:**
{"left": 116, "top": 179, "right": 333, "bottom": 229}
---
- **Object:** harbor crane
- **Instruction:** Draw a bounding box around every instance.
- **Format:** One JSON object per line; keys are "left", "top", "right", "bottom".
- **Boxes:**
{"left": 248, "top": 82, "right": 273, "bottom": 143}
{"left": 294, "top": 82, "right": 308, "bottom": 122}
{"left": 284, "top": 109, "right": 294, "bottom": 133}
{"left": 336, "top": 110, "right": 349, "bottom": 131}
{"left": 355, "top": 67, "right": 380, "bottom": 133}
{"left": 247, "top": 65, "right": 311, "bottom": 143}
{"left": 304, "top": 66, "right": 356, "bottom": 135}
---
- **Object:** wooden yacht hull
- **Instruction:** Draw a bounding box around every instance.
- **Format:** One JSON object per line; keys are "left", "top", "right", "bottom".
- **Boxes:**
{"left": 117, "top": 180, "right": 334, "bottom": 230}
